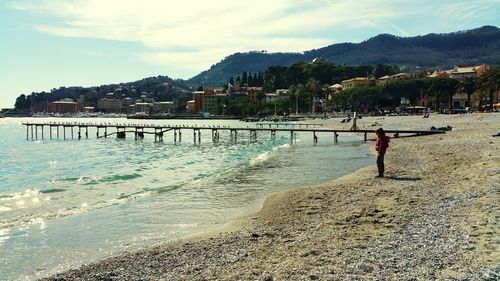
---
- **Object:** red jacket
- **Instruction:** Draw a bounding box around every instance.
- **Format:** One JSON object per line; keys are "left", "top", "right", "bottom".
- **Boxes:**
{"left": 375, "top": 136, "right": 390, "bottom": 155}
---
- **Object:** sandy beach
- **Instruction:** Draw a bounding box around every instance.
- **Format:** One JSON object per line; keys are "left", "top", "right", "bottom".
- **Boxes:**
{"left": 43, "top": 113, "right": 499, "bottom": 280}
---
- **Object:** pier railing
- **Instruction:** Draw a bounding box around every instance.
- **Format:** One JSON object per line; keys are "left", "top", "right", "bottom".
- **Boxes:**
{"left": 21, "top": 121, "right": 445, "bottom": 144}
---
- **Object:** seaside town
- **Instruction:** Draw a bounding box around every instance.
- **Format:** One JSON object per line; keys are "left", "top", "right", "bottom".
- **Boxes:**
{"left": 2, "top": 62, "right": 499, "bottom": 119}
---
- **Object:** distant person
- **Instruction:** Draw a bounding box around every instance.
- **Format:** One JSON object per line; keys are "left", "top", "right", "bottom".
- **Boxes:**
{"left": 375, "top": 128, "right": 390, "bottom": 178}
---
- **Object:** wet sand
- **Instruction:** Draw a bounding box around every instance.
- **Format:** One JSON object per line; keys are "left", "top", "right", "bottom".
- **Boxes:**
{"left": 43, "top": 113, "right": 499, "bottom": 280}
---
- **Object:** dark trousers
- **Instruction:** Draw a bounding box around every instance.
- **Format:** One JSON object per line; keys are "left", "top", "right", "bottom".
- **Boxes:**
{"left": 377, "top": 153, "right": 385, "bottom": 176}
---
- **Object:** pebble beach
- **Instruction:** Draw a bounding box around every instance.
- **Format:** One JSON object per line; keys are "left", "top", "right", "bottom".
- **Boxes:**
{"left": 43, "top": 113, "right": 499, "bottom": 281}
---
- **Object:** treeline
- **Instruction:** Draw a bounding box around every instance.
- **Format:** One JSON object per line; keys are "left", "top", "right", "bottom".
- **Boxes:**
{"left": 228, "top": 71, "right": 265, "bottom": 88}
{"left": 261, "top": 62, "right": 400, "bottom": 92}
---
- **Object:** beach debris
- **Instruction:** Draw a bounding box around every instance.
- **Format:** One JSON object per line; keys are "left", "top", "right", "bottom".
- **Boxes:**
{"left": 263, "top": 275, "right": 274, "bottom": 281}
{"left": 430, "top": 125, "right": 454, "bottom": 131}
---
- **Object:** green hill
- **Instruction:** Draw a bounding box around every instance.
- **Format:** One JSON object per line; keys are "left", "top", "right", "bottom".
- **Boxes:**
{"left": 189, "top": 26, "right": 500, "bottom": 86}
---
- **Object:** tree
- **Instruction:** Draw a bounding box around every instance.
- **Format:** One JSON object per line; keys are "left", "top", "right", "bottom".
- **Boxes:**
{"left": 256, "top": 91, "right": 266, "bottom": 112}
{"left": 306, "top": 78, "right": 322, "bottom": 112}
{"left": 257, "top": 71, "right": 264, "bottom": 87}
{"left": 242, "top": 72, "right": 248, "bottom": 86}
{"left": 330, "top": 90, "right": 351, "bottom": 112}
{"left": 382, "top": 79, "right": 426, "bottom": 109}
{"left": 373, "top": 64, "right": 399, "bottom": 79}
{"left": 427, "top": 78, "right": 459, "bottom": 111}
{"left": 349, "top": 86, "right": 382, "bottom": 112}
{"left": 477, "top": 67, "right": 500, "bottom": 110}
{"left": 288, "top": 84, "right": 307, "bottom": 114}
{"left": 460, "top": 77, "right": 476, "bottom": 107}
{"left": 264, "top": 66, "right": 288, "bottom": 91}
{"left": 248, "top": 73, "right": 254, "bottom": 87}
{"left": 84, "top": 92, "right": 99, "bottom": 108}
{"left": 15, "top": 94, "right": 29, "bottom": 110}
{"left": 227, "top": 96, "right": 255, "bottom": 116}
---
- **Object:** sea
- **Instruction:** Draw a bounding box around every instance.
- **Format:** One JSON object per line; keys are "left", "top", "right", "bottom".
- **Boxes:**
{"left": 0, "top": 117, "right": 372, "bottom": 280}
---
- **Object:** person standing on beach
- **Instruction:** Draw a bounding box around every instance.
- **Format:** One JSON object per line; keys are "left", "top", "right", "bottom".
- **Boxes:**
{"left": 375, "top": 128, "right": 390, "bottom": 178}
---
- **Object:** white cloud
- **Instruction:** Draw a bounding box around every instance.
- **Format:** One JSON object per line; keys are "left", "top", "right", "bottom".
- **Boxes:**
{"left": 8, "top": 0, "right": 497, "bottom": 76}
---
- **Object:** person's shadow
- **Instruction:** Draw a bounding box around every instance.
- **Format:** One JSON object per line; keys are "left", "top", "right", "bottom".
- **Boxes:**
{"left": 384, "top": 176, "right": 421, "bottom": 181}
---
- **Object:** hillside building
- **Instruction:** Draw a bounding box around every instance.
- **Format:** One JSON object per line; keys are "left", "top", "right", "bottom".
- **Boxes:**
{"left": 376, "top": 73, "right": 410, "bottom": 86}
{"left": 129, "top": 103, "right": 151, "bottom": 115}
{"left": 186, "top": 100, "right": 196, "bottom": 113}
{"left": 98, "top": 98, "right": 122, "bottom": 113}
{"left": 202, "top": 94, "right": 226, "bottom": 115}
{"left": 450, "top": 65, "right": 489, "bottom": 80}
{"left": 48, "top": 98, "right": 79, "bottom": 113}
{"left": 152, "top": 102, "right": 173, "bottom": 115}
{"left": 341, "top": 77, "right": 370, "bottom": 90}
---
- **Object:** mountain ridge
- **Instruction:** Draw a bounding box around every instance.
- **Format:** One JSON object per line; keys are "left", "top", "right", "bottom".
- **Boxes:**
{"left": 188, "top": 25, "right": 500, "bottom": 86}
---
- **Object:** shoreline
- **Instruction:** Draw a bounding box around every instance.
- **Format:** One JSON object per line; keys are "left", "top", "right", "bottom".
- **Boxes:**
{"left": 42, "top": 113, "right": 499, "bottom": 280}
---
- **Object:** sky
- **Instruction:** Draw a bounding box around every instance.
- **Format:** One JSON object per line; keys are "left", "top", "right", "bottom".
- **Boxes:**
{"left": 1, "top": 0, "right": 499, "bottom": 109}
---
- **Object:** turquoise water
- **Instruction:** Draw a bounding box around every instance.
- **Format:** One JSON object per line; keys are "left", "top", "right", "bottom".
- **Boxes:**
{"left": 0, "top": 118, "right": 372, "bottom": 280}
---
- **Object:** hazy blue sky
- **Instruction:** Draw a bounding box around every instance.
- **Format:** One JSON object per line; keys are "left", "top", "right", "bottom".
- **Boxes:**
{"left": 1, "top": 0, "right": 499, "bottom": 109}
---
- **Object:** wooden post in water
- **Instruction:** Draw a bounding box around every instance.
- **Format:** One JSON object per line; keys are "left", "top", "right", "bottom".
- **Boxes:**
{"left": 174, "top": 129, "right": 177, "bottom": 143}
{"left": 49, "top": 126, "right": 52, "bottom": 139}
{"left": 105, "top": 127, "right": 107, "bottom": 138}
{"left": 198, "top": 129, "right": 201, "bottom": 143}
{"left": 78, "top": 127, "right": 81, "bottom": 140}
{"left": 71, "top": 126, "right": 74, "bottom": 139}
{"left": 35, "top": 126, "right": 38, "bottom": 140}
{"left": 41, "top": 126, "right": 44, "bottom": 140}
{"left": 364, "top": 132, "right": 367, "bottom": 142}
{"left": 63, "top": 126, "right": 66, "bottom": 140}
{"left": 334, "top": 131, "right": 338, "bottom": 144}
{"left": 85, "top": 127, "right": 88, "bottom": 139}
{"left": 179, "top": 130, "right": 182, "bottom": 142}
{"left": 313, "top": 131, "right": 318, "bottom": 144}
{"left": 57, "top": 126, "right": 59, "bottom": 139}
{"left": 26, "top": 125, "right": 29, "bottom": 140}
{"left": 193, "top": 129, "right": 196, "bottom": 144}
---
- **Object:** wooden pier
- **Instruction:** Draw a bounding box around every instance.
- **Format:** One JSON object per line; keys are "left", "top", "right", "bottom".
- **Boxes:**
{"left": 256, "top": 122, "right": 323, "bottom": 129}
{"left": 21, "top": 121, "right": 445, "bottom": 144}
